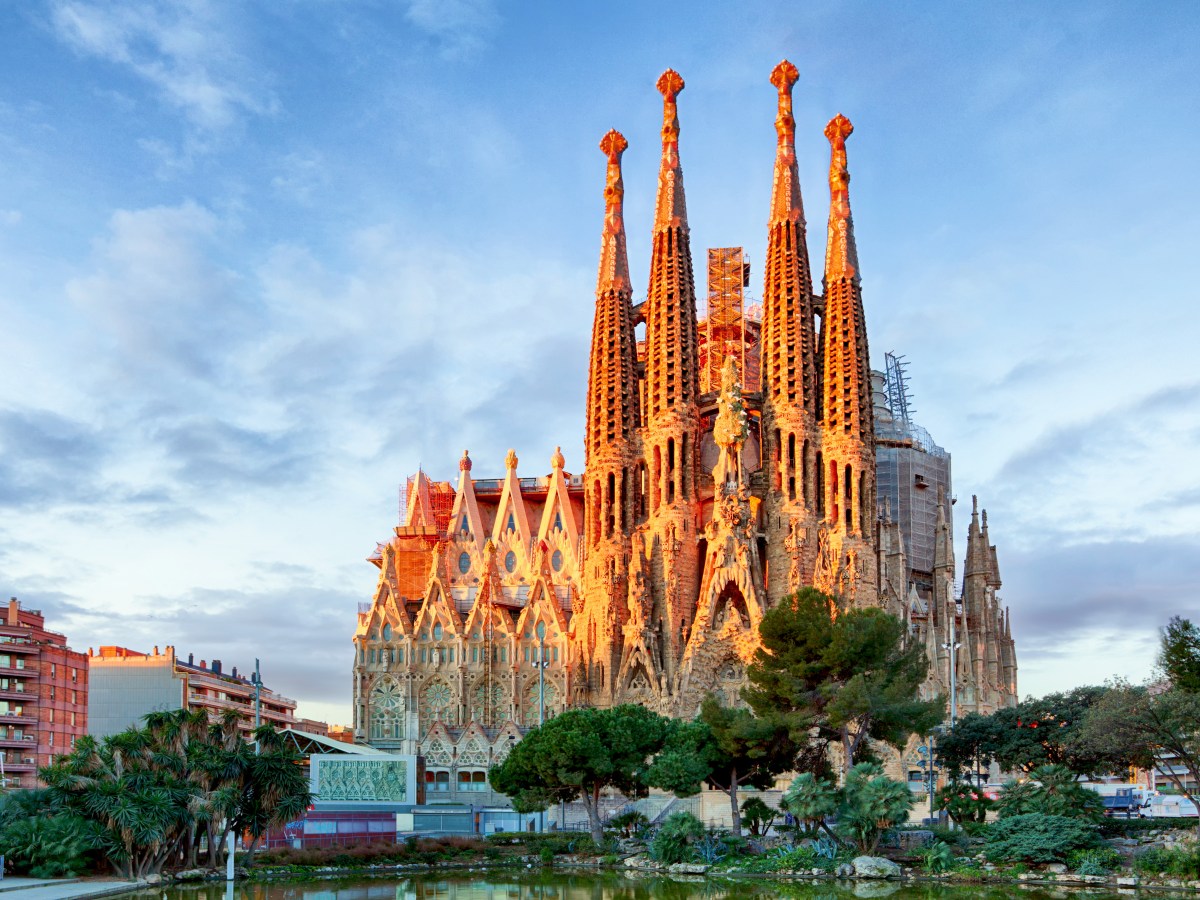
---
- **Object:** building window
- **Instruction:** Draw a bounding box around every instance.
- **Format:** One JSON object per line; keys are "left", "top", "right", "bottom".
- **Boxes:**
{"left": 458, "top": 770, "right": 488, "bottom": 792}
{"left": 458, "top": 552, "right": 471, "bottom": 574}
{"left": 505, "top": 550, "right": 517, "bottom": 573}
{"left": 551, "top": 550, "right": 563, "bottom": 572}
{"left": 49, "top": 686, "right": 55, "bottom": 701}
{"left": 433, "top": 624, "right": 443, "bottom": 641}
{"left": 425, "top": 770, "right": 451, "bottom": 792}
{"left": 382, "top": 624, "right": 392, "bottom": 641}
{"left": 420, "top": 648, "right": 427, "bottom": 664}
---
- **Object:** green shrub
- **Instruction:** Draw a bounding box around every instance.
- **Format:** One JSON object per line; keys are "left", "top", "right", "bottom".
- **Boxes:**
{"left": 0, "top": 790, "right": 99, "bottom": 878}
{"left": 837, "top": 763, "right": 915, "bottom": 854}
{"left": 928, "top": 824, "right": 971, "bottom": 851}
{"left": 1134, "top": 844, "right": 1200, "bottom": 878}
{"left": 649, "top": 811, "right": 705, "bottom": 864}
{"left": 936, "top": 781, "right": 993, "bottom": 826}
{"left": 483, "top": 831, "right": 596, "bottom": 855}
{"left": 538, "top": 845, "right": 555, "bottom": 865}
{"left": 995, "top": 765, "right": 1105, "bottom": 823}
{"left": 739, "top": 797, "right": 778, "bottom": 837}
{"left": 1099, "top": 817, "right": 1187, "bottom": 837}
{"left": 918, "top": 841, "right": 956, "bottom": 874}
{"left": 984, "top": 813, "right": 1100, "bottom": 863}
{"left": 1067, "top": 846, "right": 1122, "bottom": 875}
{"left": 609, "top": 809, "right": 649, "bottom": 838}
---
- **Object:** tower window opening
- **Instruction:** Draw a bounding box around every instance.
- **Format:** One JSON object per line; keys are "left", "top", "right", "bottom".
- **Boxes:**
{"left": 667, "top": 438, "right": 676, "bottom": 505}
{"left": 815, "top": 452, "right": 825, "bottom": 517}
{"left": 787, "top": 433, "right": 797, "bottom": 501}
{"left": 845, "top": 464, "right": 854, "bottom": 532}
{"left": 606, "top": 472, "right": 616, "bottom": 539}
{"left": 830, "top": 460, "right": 839, "bottom": 524}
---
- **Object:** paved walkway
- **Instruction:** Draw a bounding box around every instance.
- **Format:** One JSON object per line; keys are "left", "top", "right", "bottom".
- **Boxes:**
{"left": 0, "top": 878, "right": 142, "bottom": 900}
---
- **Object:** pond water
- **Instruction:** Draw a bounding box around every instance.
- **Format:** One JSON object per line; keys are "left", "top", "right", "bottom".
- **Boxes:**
{"left": 134, "top": 873, "right": 1192, "bottom": 900}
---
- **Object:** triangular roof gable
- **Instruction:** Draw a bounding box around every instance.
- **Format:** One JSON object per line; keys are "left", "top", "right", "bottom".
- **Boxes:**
{"left": 414, "top": 576, "right": 463, "bottom": 635}
{"left": 406, "top": 469, "right": 437, "bottom": 528}
{"left": 536, "top": 448, "right": 580, "bottom": 548}
{"left": 449, "top": 451, "right": 486, "bottom": 552}
{"left": 491, "top": 450, "right": 533, "bottom": 548}
{"left": 463, "top": 550, "right": 515, "bottom": 639}
{"left": 514, "top": 576, "right": 568, "bottom": 637}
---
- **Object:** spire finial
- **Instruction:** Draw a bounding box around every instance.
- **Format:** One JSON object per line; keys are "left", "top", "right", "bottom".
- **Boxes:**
{"left": 824, "top": 113, "right": 860, "bottom": 284}
{"left": 771, "top": 60, "right": 799, "bottom": 141}
{"left": 460, "top": 449, "right": 472, "bottom": 472}
{"left": 505, "top": 448, "right": 518, "bottom": 471}
{"left": 654, "top": 69, "right": 688, "bottom": 231}
{"left": 551, "top": 446, "right": 565, "bottom": 471}
{"left": 597, "top": 129, "right": 630, "bottom": 293}
{"left": 768, "top": 60, "right": 805, "bottom": 225}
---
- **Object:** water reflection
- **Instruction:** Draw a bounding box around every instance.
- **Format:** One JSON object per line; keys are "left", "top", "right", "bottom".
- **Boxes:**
{"left": 138, "top": 874, "right": 1190, "bottom": 900}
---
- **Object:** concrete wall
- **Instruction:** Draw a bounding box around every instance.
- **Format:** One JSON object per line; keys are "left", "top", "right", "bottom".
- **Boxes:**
{"left": 87, "top": 655, "right": 184, "bottom": 738}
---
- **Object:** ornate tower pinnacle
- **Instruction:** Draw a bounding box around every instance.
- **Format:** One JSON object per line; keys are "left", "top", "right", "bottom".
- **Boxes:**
{"left": 760, "top": 60, "right": 820, "bottom": 604}
{"left": 769, "top": 60, "right": 804, "bottom": 224}
{"left": 597, "top": 129, "right": 630, "bottom": 294}
{"left": 654, "top": 69, "right": 688, "bottom": 231}
{"left": 824, "top": 113, "right": 860, "bottom": 285}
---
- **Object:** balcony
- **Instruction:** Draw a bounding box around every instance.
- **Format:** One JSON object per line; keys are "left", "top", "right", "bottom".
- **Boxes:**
{"left": 0, "top": 685, "right": 31, "bottom": 701}
{"left": 0, "top": 757, "right": 37, "bottom": 771}
{"left": 0, "top": 712, "right": 36, "bottom": 725}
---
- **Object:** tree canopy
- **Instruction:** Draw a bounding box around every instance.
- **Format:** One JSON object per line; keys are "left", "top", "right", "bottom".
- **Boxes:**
{"left": 938, "top": 685, "right": 1129, "bottom": 778}
{"left": 488, "top": 704, "right": 671, "bottom": 844}
{"left": 744, "top": 587, "right": 943, "bottom": 771}
{"left": 1160, "top": 616, "right": 1200, "bottom": 692}
{"left": 648, "top": 694, "right": 797, "bottom": 837}
{"left": 38, "top": 708, "right": 310, "bottom": 878}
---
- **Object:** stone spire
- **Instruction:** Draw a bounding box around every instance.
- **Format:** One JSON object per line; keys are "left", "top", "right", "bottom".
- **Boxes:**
{"left": 640, "top": 68, "right": 701, "bottom": 691}
{"left": 818, "top": 113, "right": 876, "bottom": 603}
{"left": 760, "top": 60, "right": 821, "bottom": 605}
{"left": 579, "top": 130, "right": 642, "bottom": 710}
{"left": 821, "top": 113, "right": 871, "bottom": 447}
{"left": 596, "top": 130, "right": 631, "bottom": 296}
{"left": 643, "top": 68, "right": 700, "bottom": 425}
{"left": 823, "top": 113, "right": 860, "bottom": 286}
{"left": 586, "top": 130, "right": 640, "bottom": 470}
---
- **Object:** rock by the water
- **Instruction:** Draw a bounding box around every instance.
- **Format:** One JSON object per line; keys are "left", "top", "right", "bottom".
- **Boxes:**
{"left": 852, "top": 856, "right": 901, "bottom": 878}
{"left": 667, "top": 862, "right": 709, "bottom": 874}
{"left": 1045, "top": 863, "right": 1067, "bottom": 874}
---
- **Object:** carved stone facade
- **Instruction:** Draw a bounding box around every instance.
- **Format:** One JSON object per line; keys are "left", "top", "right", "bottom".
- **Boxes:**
{"left": 353, "top": 62, "right": 1018, "bottom": 764}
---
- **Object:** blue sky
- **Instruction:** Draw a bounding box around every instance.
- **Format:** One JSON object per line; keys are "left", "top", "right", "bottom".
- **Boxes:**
{"left": 2, "top": 1, "right": 1198, "bottom": 725}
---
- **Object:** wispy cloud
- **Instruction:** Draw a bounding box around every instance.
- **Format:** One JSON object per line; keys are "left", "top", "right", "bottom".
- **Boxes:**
{"left": 402, "top": 0, "right": 499, "bottom": 60}
{"left": 49, "top": 0, "right": 276, "bottom": 131}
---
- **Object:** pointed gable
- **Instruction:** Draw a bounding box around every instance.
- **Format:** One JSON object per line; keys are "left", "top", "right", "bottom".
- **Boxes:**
{"left": 449, "top": 450, "right": 486, "bottom": 552}
{"left": 406, "top": 469, "right": 437, "bottom": 528}
{"left": 537, "top": 446, "right": 581, "bottom": 550}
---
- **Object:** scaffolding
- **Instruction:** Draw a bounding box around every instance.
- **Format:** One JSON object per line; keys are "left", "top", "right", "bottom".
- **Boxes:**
{"left": 702, "top": 248, "right": 750, "bottom": 392}
{"left": 884, "top": 351, "right": 914, "bottom": 426}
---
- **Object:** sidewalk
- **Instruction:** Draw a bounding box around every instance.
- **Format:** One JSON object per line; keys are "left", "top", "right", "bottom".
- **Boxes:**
{"left": 0, "top": 878, "right": 142, "bottom": 900}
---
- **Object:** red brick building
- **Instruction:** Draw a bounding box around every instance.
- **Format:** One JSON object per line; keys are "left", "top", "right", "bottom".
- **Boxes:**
{"left": 0, "top": 598, "right": 88, "bottom": 788}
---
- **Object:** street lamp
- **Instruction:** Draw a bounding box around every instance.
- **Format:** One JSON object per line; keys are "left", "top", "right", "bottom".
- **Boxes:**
{"left": 251, "top": 658, "right": 263, "bottom": 755}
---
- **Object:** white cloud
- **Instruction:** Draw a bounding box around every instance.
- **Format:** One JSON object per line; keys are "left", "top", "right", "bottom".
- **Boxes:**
{"left": 402, "top": 0, "right": 498, "bottom": 60}
{"left": 50, "top": 0, "right": 276, "bottom": 131}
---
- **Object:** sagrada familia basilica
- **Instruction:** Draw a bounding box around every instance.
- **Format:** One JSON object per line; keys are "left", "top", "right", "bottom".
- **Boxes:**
{"left": 352, "top": 63, "right": 1018, "bottom": 771}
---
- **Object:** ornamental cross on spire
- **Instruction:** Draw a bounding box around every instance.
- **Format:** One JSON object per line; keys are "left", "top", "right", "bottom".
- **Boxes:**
{"left": 597, "top": 129, "right": 630, "bottom": 293}
{"left": 824, "top": 113, "right": 860, "bottom": 283}
{"left": 769, "top": 59, "right": 804, "bottom": 225}
{"left": 653, "top": 68, "right": 688, "bottom": 231}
